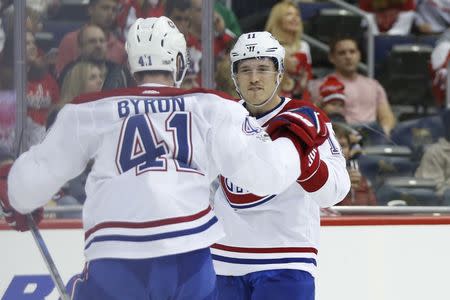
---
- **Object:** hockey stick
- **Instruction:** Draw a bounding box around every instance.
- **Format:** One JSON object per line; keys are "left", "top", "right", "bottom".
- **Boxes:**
{"left": 11, "top": 107, "right": 70, "bottom": 300}
{"left": 27, "top": 215, "right": 70, "bottom": 300}
{"left": 9, "top": 1, "right": 69, "bottom": 298}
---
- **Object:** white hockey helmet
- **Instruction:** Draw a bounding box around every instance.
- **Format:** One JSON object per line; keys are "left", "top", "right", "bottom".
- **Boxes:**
{"left": 230, "top": 31, "right": 285, "bottom": 76}
{"left": 126, "top": 16, "right": 188, "bottom": 87}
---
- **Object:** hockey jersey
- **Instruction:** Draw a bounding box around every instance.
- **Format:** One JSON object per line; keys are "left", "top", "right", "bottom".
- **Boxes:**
{"left": 211, "top": 97, "right": 350, "bottom": 277}
{"left": 8, "top": 84, "right": 302, "bottom": 261}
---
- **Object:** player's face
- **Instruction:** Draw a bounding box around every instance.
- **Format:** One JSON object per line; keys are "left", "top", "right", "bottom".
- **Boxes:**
{"left": 329, "top": 40, "right": 360, "bottom": 76}
{"left": 235, "top": 58, "right": 279, "bottom": 106}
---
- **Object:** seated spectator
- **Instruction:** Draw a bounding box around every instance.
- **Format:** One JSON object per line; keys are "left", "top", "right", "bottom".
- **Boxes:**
{"left": 165, "top": 0, "right": 201, "bottom": 88}
{"left": 309, "top": 36, "right": 396, "bottom": 138}
{"left": 318, "top": 75, "right": 346, "bottom": 122}
{"left": 166, "top": 0, "right": 236, "bottom": 88}
{"left": 26, "top": 31, "right": 60, "bottom": 150}
{"left": 359, "top": 0, "right": 415, "bottom": 35}
{"left": 58, "top": 24, "right": 132, "bottom": 91}
{"left": 214, "top": 1, "right": 241, "bottom": 37}
{"left": 319, "top": 75, "right": 363, "bottom": 156}
{"left": 48, "top": 60, "right": 104, "bottom": 127}
{"left": 189, "top": 0, "right": 236, "bottom": 59}
{"left": 2, "top": 6, "right": 44, "bottom": 54}
{"left": 55, "top": 0, "right": 126, "bottom": 76}
{"left": 415, "top": 109, "right": 450, "bottom": 205}
{"left": 60, "top": 61, "right": 104, "bottom": 103}
{"left": 415, "top": 0, "right": 450, "bottom": 34}
{"left": 265, "top": 0, "right": 312, "bottom": 100}
{"left": 116, "top": 0, "right": 165, "bottom": 38}
{"left": 334, "top": 123, "right": 377, "bottom": 206}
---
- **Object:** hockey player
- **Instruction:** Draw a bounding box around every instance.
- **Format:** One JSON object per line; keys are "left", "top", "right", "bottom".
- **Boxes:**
{"left": 211, "top": 31, "right": 351, "bottom": 300}
{"left": 0, "top": 18, "right": 336, "bottom": 299}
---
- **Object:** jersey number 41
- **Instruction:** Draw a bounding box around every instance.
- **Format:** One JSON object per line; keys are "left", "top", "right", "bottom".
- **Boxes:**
{"left": 115, "top": 112, "right": 198, "bottom": 175}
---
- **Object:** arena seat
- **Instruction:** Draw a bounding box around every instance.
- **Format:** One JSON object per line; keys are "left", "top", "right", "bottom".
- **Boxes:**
{"left": 379, "top": 44, "right": 433, "bottom": 108}
{"left": 376, "top": 177, "right": 439, "bottom": 206}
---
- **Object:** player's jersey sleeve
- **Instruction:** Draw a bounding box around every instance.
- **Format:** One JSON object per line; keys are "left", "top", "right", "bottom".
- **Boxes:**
{"left": 309, "top": 122, "right": 350, "bottom": 207}
{"left": 209, "top": 101, "right": 300, "bottom": 196}
{"left": 8, "top": 104, "right": 94, "bottom": 213}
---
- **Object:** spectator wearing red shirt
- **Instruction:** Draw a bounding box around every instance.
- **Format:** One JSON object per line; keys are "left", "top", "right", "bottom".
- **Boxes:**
{"left": 26, "top": 31, "right": 60, "bottom": 150}
{"left": 55, "top": 0, "right": 126, "bottom": 76}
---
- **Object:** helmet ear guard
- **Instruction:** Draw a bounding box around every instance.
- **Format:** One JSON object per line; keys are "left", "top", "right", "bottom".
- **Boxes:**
{"left": 175, "top": 52, "right": 187, "bottom": 83}
{"left": 126, "top": 17, "right": 188, "bottom": 87}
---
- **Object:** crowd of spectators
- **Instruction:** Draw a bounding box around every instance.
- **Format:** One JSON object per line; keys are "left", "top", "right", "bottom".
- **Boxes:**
{"left": 1, "top": 0, "right": 450, "bottom": 217}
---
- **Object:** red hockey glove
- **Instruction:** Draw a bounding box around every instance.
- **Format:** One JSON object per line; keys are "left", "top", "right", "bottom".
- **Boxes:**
{"left": 266, "top": 106, "right": 328, "bottom": 148}
{"left": 267, "top": 107, "right": 330, "bottom": 192}
{"left": 270, "top": 129, "right": 329, "bottom": 192}
{"left": 0, "top": 163, "right": 43, "bottom": 232}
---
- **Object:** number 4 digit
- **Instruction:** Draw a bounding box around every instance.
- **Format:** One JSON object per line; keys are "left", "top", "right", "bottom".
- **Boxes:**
{"left": 116, "top": 112, "right": 197, "bottom": 174}
{"left": 116, "top": 114, "right": 168, "bottom": 174}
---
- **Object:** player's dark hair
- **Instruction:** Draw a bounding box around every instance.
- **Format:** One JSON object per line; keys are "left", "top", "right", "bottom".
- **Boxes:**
{"left": 233, "top": 57, "right": 279, "bottom": 74}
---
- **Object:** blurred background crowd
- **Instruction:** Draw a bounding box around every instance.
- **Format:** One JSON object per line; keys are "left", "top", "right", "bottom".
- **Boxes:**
{"left": 1, "top": 0, "right": 450, "bottom": 218}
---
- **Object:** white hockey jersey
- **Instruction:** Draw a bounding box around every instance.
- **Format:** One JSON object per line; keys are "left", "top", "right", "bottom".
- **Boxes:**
{"left": 211, "top": 97, "right": 350, "bottom": 277}
{"left": 7, "top": 84, "right": 302, "bottom": 261}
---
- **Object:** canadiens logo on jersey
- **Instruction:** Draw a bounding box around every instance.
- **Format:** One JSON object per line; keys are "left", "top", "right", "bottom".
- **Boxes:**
{"left": 219, "top": 176, "right": 275, "bottom": 209}
{"left": 242, "top": 116, "right": 262, "bottom": 135}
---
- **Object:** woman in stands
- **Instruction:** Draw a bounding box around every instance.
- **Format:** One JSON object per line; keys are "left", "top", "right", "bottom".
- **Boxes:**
{"left": 47, "top": 60, "right": 103, "bottom": 128}
{"left": 265, "top": 0, "right": 313, "bottom": 100}
{"left": 59, "top": 61, "right": 104, "bottom": 105}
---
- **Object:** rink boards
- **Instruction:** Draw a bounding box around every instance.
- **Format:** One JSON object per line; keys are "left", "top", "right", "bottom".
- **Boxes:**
{"left": 1, "top": 216, "right": 450, "bottom": 300}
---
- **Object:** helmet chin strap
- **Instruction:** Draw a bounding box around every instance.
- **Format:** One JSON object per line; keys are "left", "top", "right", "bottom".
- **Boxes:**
{"left": 234, "top": 72, "right": 282, "bottom": 109}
